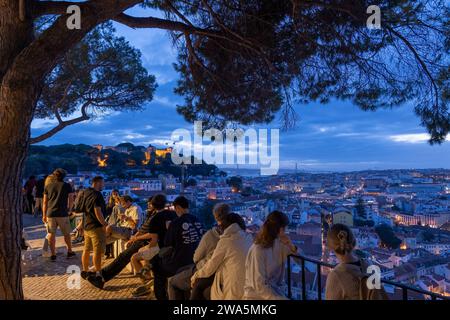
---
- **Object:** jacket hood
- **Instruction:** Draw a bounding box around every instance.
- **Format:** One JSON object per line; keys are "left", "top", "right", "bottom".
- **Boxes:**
{"left": 222, "top": 223, "right": 244, "bottom": 238}
{"left": 209, "top": 226, "right": 222, "bottom": 238}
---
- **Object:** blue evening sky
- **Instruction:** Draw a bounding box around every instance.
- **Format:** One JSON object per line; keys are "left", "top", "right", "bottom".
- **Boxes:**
{"left": 31, "top": 7, "right": 450, "bottom": 171}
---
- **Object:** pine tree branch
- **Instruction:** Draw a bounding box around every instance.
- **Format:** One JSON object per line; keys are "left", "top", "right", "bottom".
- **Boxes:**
{"left": 30, "top": 102, "right": 90, "bottom": 144}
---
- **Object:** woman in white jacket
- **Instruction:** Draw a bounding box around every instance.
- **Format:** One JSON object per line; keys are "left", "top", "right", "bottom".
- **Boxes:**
{"left": 192, "top": 213, "right": 253, "bottom": 300}
{"left": 243, "top": 211, "right": 298, "bottom": 300}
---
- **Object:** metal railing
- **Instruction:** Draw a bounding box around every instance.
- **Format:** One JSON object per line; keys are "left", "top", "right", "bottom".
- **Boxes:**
{"left": 287, "top": 254, "right": 449, "bottom": 301}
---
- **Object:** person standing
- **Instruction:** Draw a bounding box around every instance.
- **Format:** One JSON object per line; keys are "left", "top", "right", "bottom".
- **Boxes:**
{"left": 42, "top": 174, "right": 56, "bottom": 257}
{"left": 71, "top": 187, "right": 86, "bottom": 244}
{"left": 104, "top": 189, "right": 122, "bottom": 258}
{"left": 33, "top": 175, "right": 46, "bottom": 217}
{"left": 23, "top": 176, "right": 37, "bottom": 214}
{"left": 105, "top": 189, "right": 120, "bottom": 220}
{"left": 78, "top": 176, "right": 108, "bottom": 281}
{"left": 42, "top": 169, "right": 76, "bottom": 261}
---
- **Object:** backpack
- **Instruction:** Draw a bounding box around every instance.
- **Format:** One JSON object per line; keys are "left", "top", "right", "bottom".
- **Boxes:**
{"left": 73, "top": 189, "right": 86, "bottom": 213}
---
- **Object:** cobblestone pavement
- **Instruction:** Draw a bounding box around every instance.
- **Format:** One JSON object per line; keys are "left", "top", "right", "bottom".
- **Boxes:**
{"left": 22, "top": 214, "right": 148, "bottom": 300}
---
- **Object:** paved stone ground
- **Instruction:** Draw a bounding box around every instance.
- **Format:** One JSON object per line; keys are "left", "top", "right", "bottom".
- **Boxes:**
{"left": 22, "top": 214, "right": 149, "bottom": 300}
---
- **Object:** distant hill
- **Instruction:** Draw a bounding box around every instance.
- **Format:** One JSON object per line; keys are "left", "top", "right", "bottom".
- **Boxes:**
{"left": 25, "top": 143, "right": 222, "bottom": 179}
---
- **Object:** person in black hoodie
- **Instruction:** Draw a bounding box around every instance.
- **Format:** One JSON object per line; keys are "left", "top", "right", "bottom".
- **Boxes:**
{"left": 151, "top": 196, "right": 204, "bottom": 300}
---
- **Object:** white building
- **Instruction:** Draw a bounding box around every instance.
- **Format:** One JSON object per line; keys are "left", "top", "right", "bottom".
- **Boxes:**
{"left": 140, "top": 179, "right": 163, "bottom": 191}
{"left": 418, "top": 242, "right": 450, "bottom": 255}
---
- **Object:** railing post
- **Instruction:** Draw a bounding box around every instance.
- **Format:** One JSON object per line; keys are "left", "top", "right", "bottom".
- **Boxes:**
{"left": 287, "top": 255, "right": 292, "bottom": 299}
{"left": 317, "top": 263, "right": 322, "bottom": 301}
{"left": 301, "top": 258, "right": 306, "bottom": 300}
{"left": 402, "top": 287, "right": 408, "bottom": 301}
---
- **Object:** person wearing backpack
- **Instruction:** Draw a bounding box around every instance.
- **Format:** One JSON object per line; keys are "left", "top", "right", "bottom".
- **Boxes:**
{"left": 325, "top": 223, "right": 388, "bottom": 300}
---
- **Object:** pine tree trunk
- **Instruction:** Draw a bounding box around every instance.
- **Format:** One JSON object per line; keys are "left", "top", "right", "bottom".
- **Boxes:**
{"left": 0, "top": 76, "right": 37, "bottom": 299}
{"left": 0, "top": 137, "right": 28, "bottom": 300}
{"left": 0, "top": 0, "right": 35, "bottom": 300}
{"left": 0, "top": 0, "right": 136, "bottom": 299}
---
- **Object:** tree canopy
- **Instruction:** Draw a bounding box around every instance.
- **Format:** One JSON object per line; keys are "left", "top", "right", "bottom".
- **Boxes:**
{"left": 375, "top": 223, "right": 402, "bottom": 249}
{"left": 164, "top": 0, "right": 449, "bottom": 141}
{"left": 30, "top": 0, "right": 449, "bottom": 142}
{"left": 226, "top": 176, "right": 243, "bottom": 191}
{"left": 31, "top": 22, "right": 156, "bottom": 144}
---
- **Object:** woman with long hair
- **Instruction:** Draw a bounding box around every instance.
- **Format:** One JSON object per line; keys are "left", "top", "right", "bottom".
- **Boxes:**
{"left": 106, "top": 189, "right": 120, "bottom": 219}
{"left": 243, "top": 211, "right": 298, "bottom": 300}
{"left": 104, "top": 190, "right": 123, "bottom": 258}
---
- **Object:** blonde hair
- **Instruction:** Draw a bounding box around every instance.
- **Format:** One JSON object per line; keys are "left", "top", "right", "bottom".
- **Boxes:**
{"left": 327, "top": 224, "right": 356, "bottom": 255}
